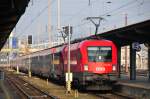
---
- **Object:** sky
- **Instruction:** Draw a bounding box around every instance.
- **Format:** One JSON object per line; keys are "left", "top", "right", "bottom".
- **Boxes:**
{"left": 13, "top": 0, "right": 150, "bottom": 45}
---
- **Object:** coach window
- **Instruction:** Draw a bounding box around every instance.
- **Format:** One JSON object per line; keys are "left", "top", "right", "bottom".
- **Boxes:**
{"left": 49, "top": 54, "right": 53, "bottom": 66}
{"left": 43, "top": 56, "right": 46, "bottom": 67}
{"left": 53, "top": 53, "right": 60, "bottom": 65}
{"left": 32, "top": 57, "right": 36, "bottom": 66}
{"left": 40, "top": 56, "right": 44, "bottom": 67}
{"left": 45, "top": 54, "right": 51, "bottom": 66}
{"left": 35, "top": 56, "right": 39, "bottom": 67}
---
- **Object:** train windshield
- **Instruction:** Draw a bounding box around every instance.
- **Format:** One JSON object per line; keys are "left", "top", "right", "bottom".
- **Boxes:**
{"left": 88, "top": 46, "right": 112, "bottom": 62}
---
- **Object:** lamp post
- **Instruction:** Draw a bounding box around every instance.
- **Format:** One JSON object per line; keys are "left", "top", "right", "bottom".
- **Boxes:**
{"left": 57, "top": 0, "right": 61, "bottom": 31}
{"left": 66, "top": 25, "right": 72, "bottom": 94}
{"left": 124, "top": 13, "right": 128, "bottom": 73}
{"left": 48, "top": 0, "right": 52, "bottom": 47}
{"left": 68, "top": 24, "right": 71, "bottom": 81}
{"left": 57, "top": 0, "right": 62, "bottom": 45}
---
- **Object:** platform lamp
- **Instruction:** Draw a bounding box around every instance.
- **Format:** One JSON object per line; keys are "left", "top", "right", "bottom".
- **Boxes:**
{"left": 64, "top": 25, "right": 73, "bottom": 94}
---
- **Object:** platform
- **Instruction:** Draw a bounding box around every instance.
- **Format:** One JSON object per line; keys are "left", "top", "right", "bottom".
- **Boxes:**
{"left": 114, "top": 74, "right": 150, "bottom": 99}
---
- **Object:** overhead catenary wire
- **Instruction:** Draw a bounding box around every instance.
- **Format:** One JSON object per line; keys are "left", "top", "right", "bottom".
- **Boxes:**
{"left": 64, "top": 0, "right": 148, "bottom": 40}
{"left": 100, "top": 0, "right": 139, "bottom": 17}
{"left": 15, "top": 0, "right": 148, "bottom": 41}
{"left": 17, "top": 0, "right": 140, "bottom": 37}
{"left": 71, "top": 0, "right": 141, "bottom": 30}
{"left": 62, "top": 0, "right": 98, "bottom": 24}
{"left": 16, "top": 0, "right": 56, "bottom": 38}
{"left": 102, "top": 0, "right": 148, "bottom": 20}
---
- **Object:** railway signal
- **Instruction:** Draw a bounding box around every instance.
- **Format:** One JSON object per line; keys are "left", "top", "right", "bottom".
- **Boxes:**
{"left": 28, "top": 35, "right": 32, "bottom": 45}
{"left": 61, "top": 26, "right": 73, "bottom": 43}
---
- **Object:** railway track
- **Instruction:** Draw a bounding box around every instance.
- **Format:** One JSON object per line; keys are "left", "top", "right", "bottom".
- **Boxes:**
{"left": 3, "top": 69, "right": 137, "bottom": 99}
{"left": 95, "top": 92, "right": 134, "bottom": 99}
{"left": 6, "top": 74, "right": 58, "bottom": 99}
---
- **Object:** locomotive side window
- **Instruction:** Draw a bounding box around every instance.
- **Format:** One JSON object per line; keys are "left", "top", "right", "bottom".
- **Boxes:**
{"left": 77, "top": 51, "right": 82, "bottom": 59}
{"left": 88, "top": 46, "right": 112, "bottom": 62}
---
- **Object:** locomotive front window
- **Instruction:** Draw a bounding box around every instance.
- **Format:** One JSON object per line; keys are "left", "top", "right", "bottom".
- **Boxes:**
{"left": 88, "top": 46, "right": 112, "bottom": 62}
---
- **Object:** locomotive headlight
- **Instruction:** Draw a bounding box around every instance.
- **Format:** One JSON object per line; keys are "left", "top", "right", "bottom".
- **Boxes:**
{"left": 84, "top": 64, "right": 88, "bottom": 71}
{"left": 112, "top": 65, "right": 116, "bottom": 71}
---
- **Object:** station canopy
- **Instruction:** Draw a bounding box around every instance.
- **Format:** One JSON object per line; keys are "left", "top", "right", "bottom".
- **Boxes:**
{"left": 0, "top": 0, "right": 30, "bottom": 50}
{"left": 93, "top": 20, "right": 150, "bottom": 46}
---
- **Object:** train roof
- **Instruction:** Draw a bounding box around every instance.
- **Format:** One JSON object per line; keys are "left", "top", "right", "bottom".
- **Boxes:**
{"left": 18, "top": 39, "right": 112, "bottom": 58}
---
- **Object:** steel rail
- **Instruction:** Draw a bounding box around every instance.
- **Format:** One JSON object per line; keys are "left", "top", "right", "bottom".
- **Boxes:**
{"left": 95, "top": 92, "right": 135, "bottom": 99}
{"left": 6, "top": 75, "right": 58, "bottom": 99}
{"left": 20, "top": 77, "right": 58, "bottom": 99}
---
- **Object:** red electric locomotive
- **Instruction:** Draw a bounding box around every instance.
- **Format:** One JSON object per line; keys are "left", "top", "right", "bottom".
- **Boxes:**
{"left": 11, "top": 39, "right": 117, "bottom": 90}
{"left": 61, "top": 40, "right": 117, "bottom": 89}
